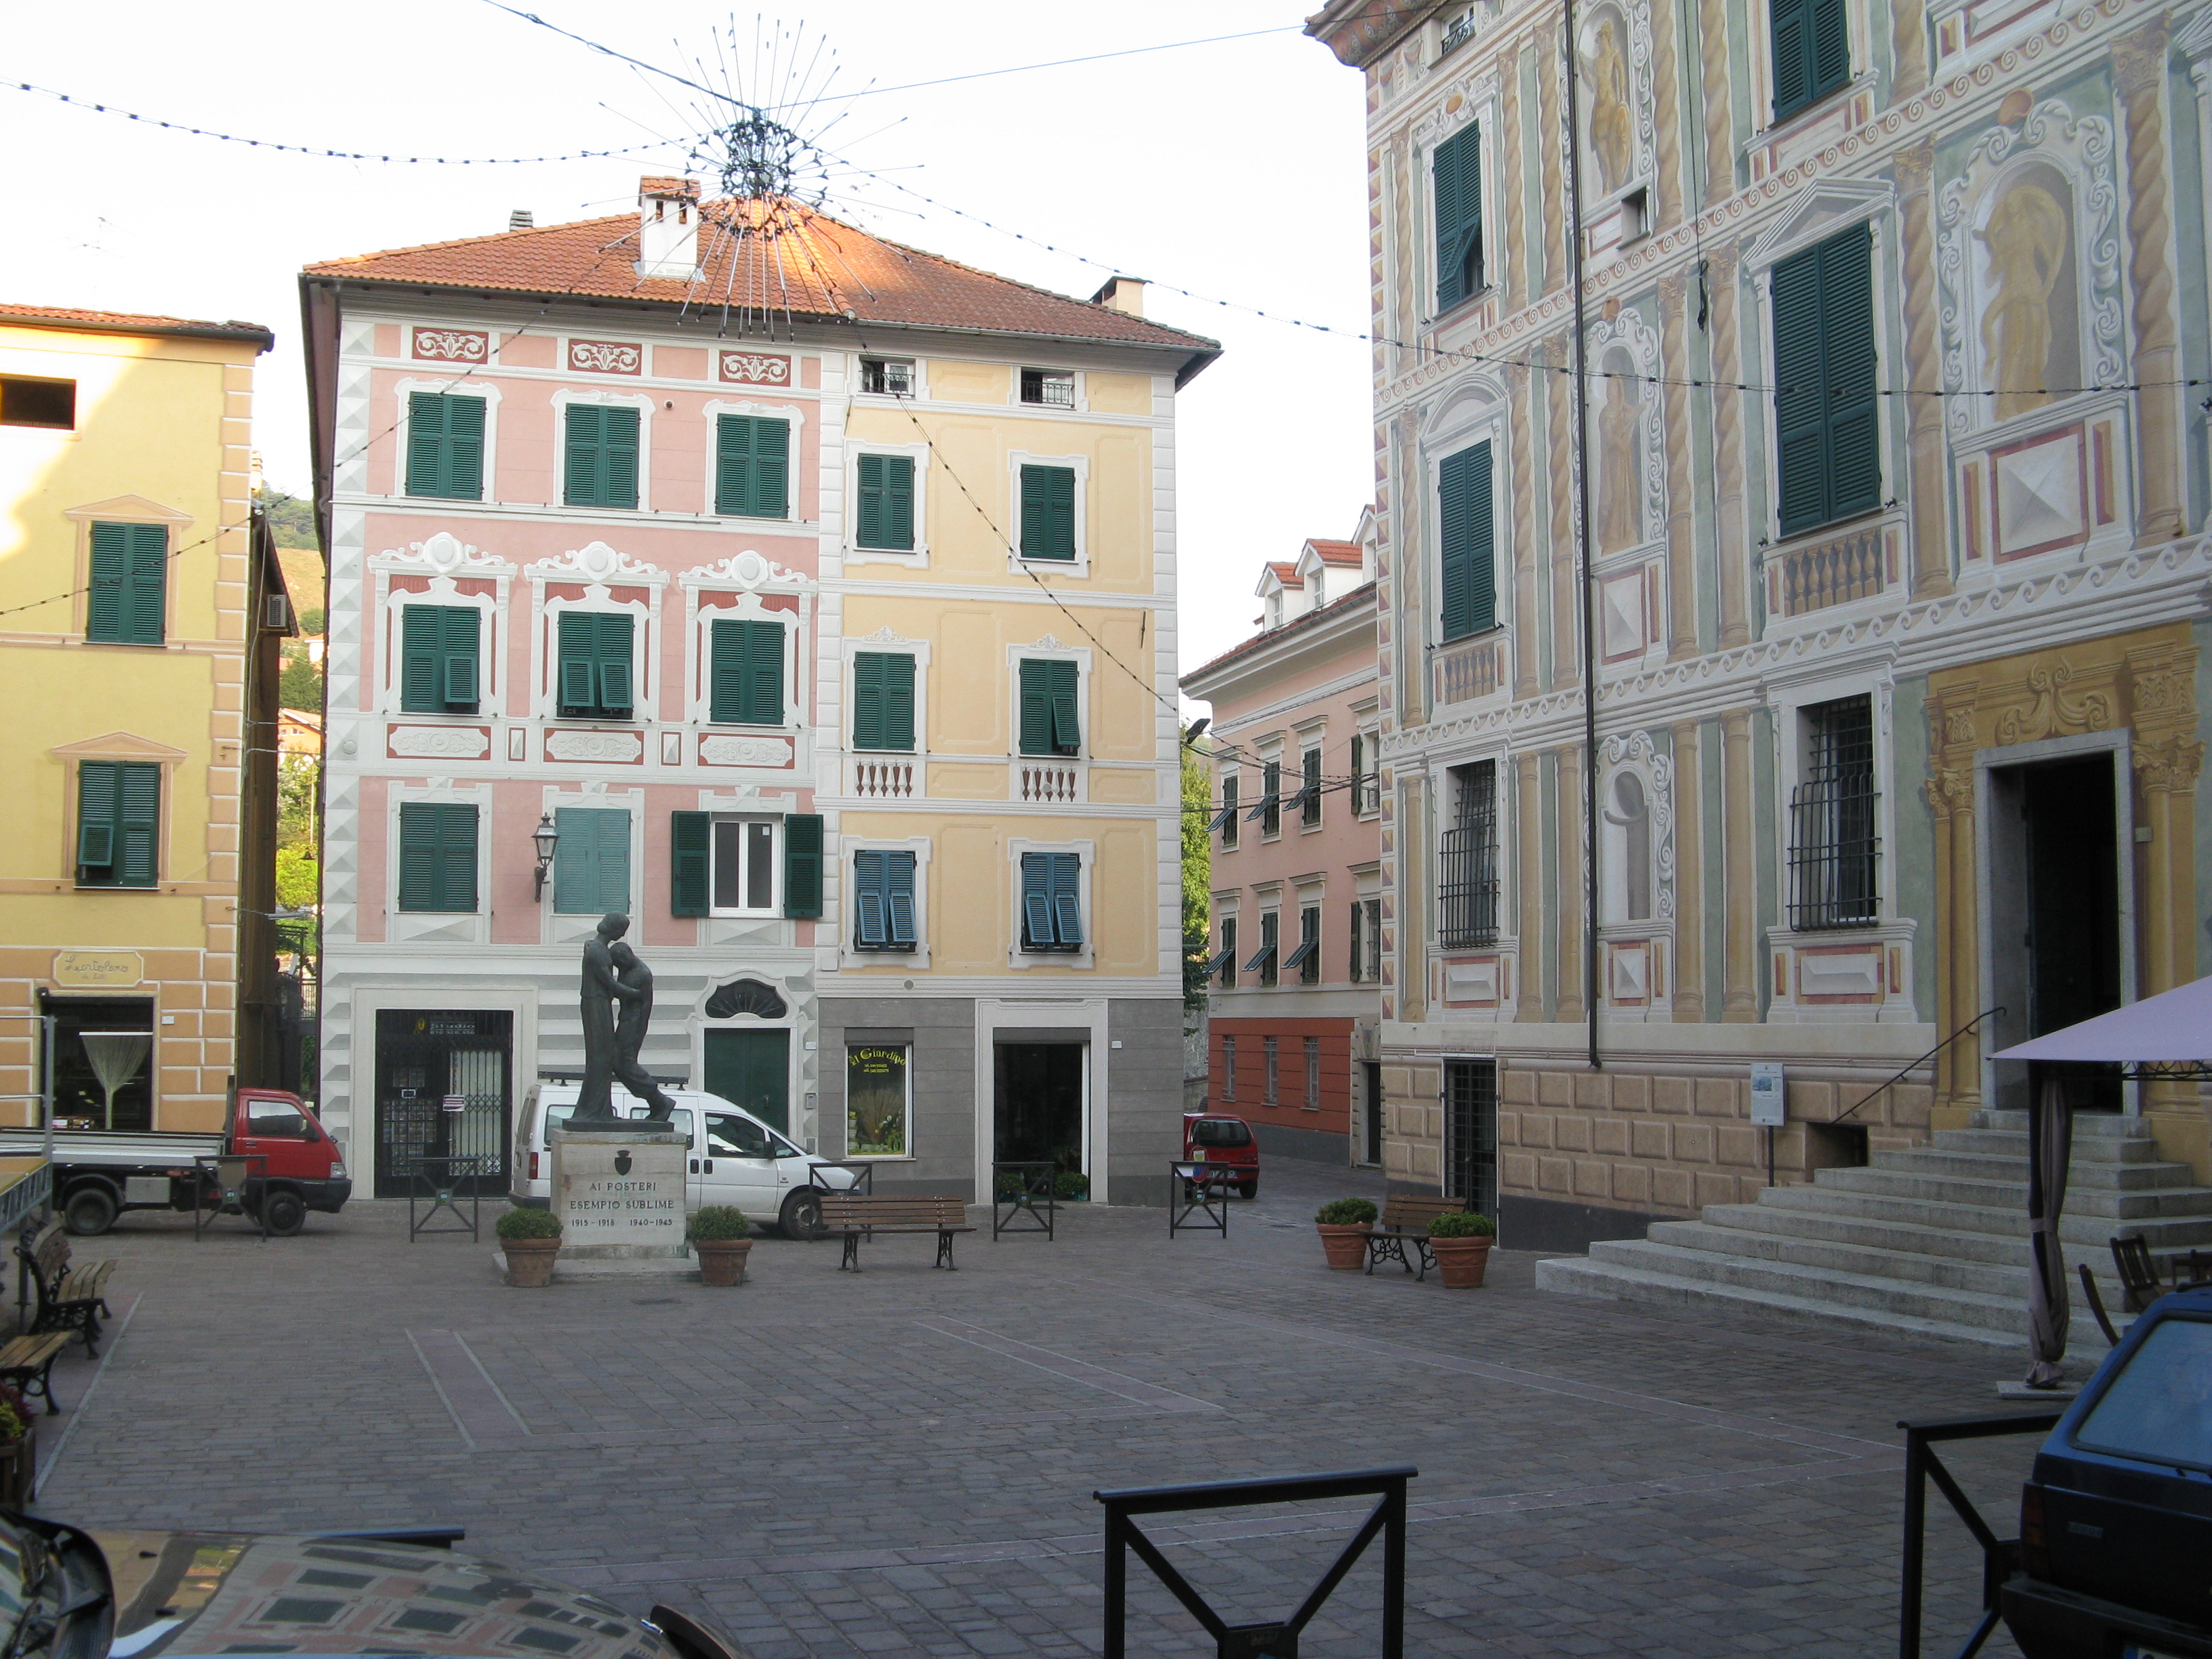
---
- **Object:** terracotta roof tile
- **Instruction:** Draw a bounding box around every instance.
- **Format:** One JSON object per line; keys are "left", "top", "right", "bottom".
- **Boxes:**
{"left": 1182, "top": 580, "right": 1379, "bottom": 686}
{"left": 1264, "top": 561, "right": 1303, "bottom": 586}
{"left": 0, "top": 302, "right": 272, "bottom": 346}
{"left": 302, "top": 198, "right": 1219, "bottom": 363}
{"left": 1305, "top": 539, "right": 1364, "bottom": 564}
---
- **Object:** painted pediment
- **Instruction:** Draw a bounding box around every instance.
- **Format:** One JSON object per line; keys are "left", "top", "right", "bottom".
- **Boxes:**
{"left": 50, "top": 731, "right": 188, "bottom": 761}
{"left": 62, "top": 494, "right": 193, "bottom": 526}
{"left": 1742, "top": 177, "right": 1893, "bottom": 271}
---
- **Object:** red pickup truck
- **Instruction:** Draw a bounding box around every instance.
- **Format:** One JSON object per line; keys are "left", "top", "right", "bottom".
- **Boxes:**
{"left": 0, "top": 1088, "right": 350, "bottom": 1235}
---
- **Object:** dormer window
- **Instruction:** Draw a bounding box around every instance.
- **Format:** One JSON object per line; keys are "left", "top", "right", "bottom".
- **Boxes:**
{"left": 1020, "top": 369, "right": 1076, "bottom": 409}
{"left": 1310, "top": 569, "right": 1326, "bottom": 608}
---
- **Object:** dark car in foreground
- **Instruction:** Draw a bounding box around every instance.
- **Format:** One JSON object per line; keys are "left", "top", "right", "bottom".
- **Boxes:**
{"left": 0, "top": 1512, "right": 745, "bottom": 1659}
{"left": 2003, "top": 1286, "right": 2212, "bottom": 1659}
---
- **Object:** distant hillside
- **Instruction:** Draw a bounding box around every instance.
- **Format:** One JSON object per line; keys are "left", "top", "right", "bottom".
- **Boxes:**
{"left": 278, "top": 548, "right": 325, "bottom": 623}
{"left": 258, "top": 487, "right": 319, "bottom": 552}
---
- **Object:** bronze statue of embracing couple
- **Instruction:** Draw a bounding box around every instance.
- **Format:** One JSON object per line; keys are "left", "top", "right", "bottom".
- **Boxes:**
{"left": 569, "top": 912, "right": 679, "bottom": 1130}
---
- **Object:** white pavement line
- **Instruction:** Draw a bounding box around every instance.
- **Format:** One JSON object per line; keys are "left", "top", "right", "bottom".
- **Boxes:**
{"left": 1078, "top": 1277, "right": 1896, "bottom": 1458}
{"left": 453, "top": 1332, "right": 531, "bottom": 1436}
{"left": 914, "top": 1316, "right": 1221, "bottom": 1414}
{"left": 34, "top": 1292, "right": 142, "bottom": 1499}
{"left": 407, "top": 1330, "right": 476, "bottom": 1452}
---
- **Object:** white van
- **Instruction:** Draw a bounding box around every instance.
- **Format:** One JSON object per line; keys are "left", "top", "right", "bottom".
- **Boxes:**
{"left": 512, "top": 1080, "right": 859, "bottom": 1237}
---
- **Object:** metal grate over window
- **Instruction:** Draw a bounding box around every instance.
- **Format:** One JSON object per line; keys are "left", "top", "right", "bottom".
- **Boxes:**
{"left": 1444, "top": 1058, "right": 1497, "bottom": 1217}
{"left": 1788, "top": 695, "right": 1879, "bottom": 930}
{"left": 1437, "top": 760, "right": 1500, "bottom": 949}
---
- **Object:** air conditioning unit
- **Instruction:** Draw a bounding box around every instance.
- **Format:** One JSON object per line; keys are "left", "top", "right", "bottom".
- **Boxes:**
{"left": 265, "top": 592, "right": 291, "bottom": 632}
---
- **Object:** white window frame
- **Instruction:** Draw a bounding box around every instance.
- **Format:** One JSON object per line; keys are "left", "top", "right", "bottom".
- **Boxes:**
{"left": 700, "top": 397, "right": 806, "bottom": 522}
{"left": 549, "top": 387, "right": 656, "bottom": 515}
{"left": 844, "top": 629, "right": 932, "bottom": 758}
{"left": 707, "top": 812, "right": 782, "bottom": 919}
{"left": 1422, "top": 100, "right": 1501, "bottom": 325}
{"left": 391, "top": 378, "right": 502, "bottom": 504}
{"left": 853, "top": 353, "right": 927, "bottom": 403}
{"left": 1008, "top": 836, "right": 1095, "bottom": 971}
{"left": 690, "top": 593, "right": 800, "bottom": 729}
{"left": 1420, "top": 382, "right": 1510, "bottom": 651}
{"left": 383, "top": 587, "right": 501, "bottom": 718}
{"left": 1015, "top": 366, "right": 1085, "bottom": 412}
{"left": 386, "top": 782, "right": 492, "bottom": 946}
{"left": 844, "top": 437, "right": 931, "bottom": 567}
{"left": 1004, "top": 638, "right": 1093, "bottom": 764}
{"left": 837, "top": 834, "right": 931, "bottom": 970}
{"left": 1006, "top": 450, "right": 1091, "bottom": 577}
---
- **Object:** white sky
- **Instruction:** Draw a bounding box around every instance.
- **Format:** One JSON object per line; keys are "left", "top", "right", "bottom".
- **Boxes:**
{"left": 0, "top": 0, "right": 1373, "bottom": 680}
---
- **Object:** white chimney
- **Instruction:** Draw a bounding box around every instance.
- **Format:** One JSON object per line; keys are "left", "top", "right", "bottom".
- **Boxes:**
{"left": 636, "top": 176, "right": 703, "bottom": 279}
{"left": 1090, "top": 275, "right": 1147, "bottom": 317}
{"left": 509, "top": 209, "right": 534, "bottom": 231}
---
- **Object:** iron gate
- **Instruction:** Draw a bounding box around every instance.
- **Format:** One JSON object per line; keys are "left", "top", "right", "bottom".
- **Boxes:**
{"left": 1444, "top": 1058, "right": 1497, "bottom": 1218}
{"left": 373, "top": 1010, "right": 512, "bottom": 1198}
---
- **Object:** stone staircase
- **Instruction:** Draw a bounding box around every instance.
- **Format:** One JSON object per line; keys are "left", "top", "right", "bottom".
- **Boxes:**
{"left": 1536, "top": 1110, "right": 2212, "bottom": 1356}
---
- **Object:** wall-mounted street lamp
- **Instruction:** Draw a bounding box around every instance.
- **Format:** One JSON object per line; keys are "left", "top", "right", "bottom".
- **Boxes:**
{"left": 532, "top": 814, "right": 560, "bottom": 901}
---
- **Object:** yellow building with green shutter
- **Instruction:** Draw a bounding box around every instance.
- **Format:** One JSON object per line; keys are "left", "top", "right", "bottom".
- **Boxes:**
{"left": 0, "top": 303, "right": 290, "bottom": 1136}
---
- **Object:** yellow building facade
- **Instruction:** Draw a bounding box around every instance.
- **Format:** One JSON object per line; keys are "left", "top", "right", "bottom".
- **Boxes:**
{"left": 0, "top": 304, "right": 281, "bottom": 1132}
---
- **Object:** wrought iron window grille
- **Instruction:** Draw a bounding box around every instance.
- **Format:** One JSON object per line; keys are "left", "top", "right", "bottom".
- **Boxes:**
{"left": 1438, "top": 762, "right": 1500, "bottom": 949}
{"left": 1788, "top": 695, "right": 1880, "bottom": 930}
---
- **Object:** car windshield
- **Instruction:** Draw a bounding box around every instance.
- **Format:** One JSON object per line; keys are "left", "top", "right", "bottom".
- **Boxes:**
{"left": 2074, "top": 1314, "right": 2212, "bottom": 1471}
{"left": 1191, "top": 1120, "right": 1251, "bottom": 1148}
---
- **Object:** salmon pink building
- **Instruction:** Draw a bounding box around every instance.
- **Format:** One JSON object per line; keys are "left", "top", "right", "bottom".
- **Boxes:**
{"left": 1183, "top": 528, "right": 1383, "bottom": 1164}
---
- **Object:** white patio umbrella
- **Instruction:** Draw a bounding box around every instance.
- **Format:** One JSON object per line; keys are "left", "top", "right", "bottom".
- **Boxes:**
{"left": 1989, "top": 975, "right": 2212, "bottom": 1387}
{"left": 77, "top": 1031, "right": 150, "bottom": 1132}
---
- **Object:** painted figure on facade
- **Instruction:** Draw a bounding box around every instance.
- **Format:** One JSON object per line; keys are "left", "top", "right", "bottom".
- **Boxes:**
{"left": 1597, "top": 368, "right": 1643, "bottom": 555}
{"left": 609, "top": 941, "right": 678, "bottom": 1118}
{"left": 1585, "top": 16, "right": 1634, "bottom": 195}
{"left": 572, "top": 912, "right": 642, "bottom": 1126}
{"left": 1979, "top": 176, "right": 2069, "bottom": 420}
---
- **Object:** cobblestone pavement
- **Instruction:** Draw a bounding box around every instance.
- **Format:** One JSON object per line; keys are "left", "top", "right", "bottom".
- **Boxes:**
{"left": 28, "top": 1158, "right": 2046, "bottom": 1656}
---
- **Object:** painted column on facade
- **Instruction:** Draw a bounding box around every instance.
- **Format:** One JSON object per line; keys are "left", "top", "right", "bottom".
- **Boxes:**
{"left": 1895, "top": 139, "right": 1955, "bottom": 599}
{"left": 2113, "top": 18, "right": 2186, "bottom": 547}
{"left": 1707, "top": 245, "right": 1752, "bottom": 647}
{"left": 1669, "top": 717, "right": 1706, "bottom": 1019}
{"left": 1720, "top": 707, "right": 1759, "bottom": 1019}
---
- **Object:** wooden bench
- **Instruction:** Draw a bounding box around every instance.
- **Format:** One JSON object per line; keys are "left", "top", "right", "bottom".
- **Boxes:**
{"left": 1364, "top": 1196, "right": 1470, "bottom": 1282}
{"left": 0, "top": 1332, "right": 72, "bottom": 1416}
{"left": 819, "top": 1195, "right": 975, "bottom": 1273}
{"left": 16, "top": 1221, "right": 116, "bottom": 1356}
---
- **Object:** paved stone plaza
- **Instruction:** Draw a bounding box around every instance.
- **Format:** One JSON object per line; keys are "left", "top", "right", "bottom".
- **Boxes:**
{"left": 30, "top": 1159, "right": 2046, "bottom": 1656}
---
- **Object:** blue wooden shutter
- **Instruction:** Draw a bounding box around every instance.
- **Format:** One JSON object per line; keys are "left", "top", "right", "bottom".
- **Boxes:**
{"left": 854, "top": 849, "right": 889, "bottom": 945}
{"left": 76, "top": 762, "right": 117, "bottom": 874}
{"left": 671, "top": 811, "right": 711, "bottom": 917}
{"left": 1048, "top": 853, "right": 1082, "bottom": 945}
{"left": 553, "top": 806, "right": 598, "bottom": 914}
{"left": 1433, "top": 124, "right": 1483, "bottom": 310}
{"left": 1019, "top": 465, "right": 1076, "bottom": 560}
{"left": 886, "top": 851, "right": 917, "bottom": 947}
{"left": 782, "top": 813, "right": 823, "bottom": 918}
{"left": 851, "top": 652, "right": 885, "bottom": 749}
{"left": 1820, "top": 225, "right": 1881, "bottom": 522}
{"left": 1021, "top": 855, "right": 1053, "bottom": 947}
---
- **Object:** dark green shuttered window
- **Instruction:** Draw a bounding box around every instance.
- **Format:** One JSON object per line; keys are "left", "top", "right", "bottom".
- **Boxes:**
{"left": 1019, "top": 465, "right": 1076, "bottom": 561}
{"left": 853, "top": 850, "right": 919, "bottom": 949}
{"left": 671, "top": 812, "right": 712, "bottom": 918}
{"left": 1019, "top": 853, "right": 1083, "bottom": 951}
{"left": 1438, "top": 441, "right": 1496, "bottom": 640}
{"left": 1773, "top": 225, "right": 1881, "bottom": 538}
{"left": 715, "top": 415, "right": 789, "bottom": 518}
{"left": 556, "top": 612, "right": 635, "bottom": 720}
{"left": 76, "top": 761, "right": 159, "bottom": 886}
{"left": 552, "top": 807, "right": 630, "bottom": 916}
{"left": 851, "top": 652, "right": 916, "bottom": 752}
{"left": 781, "top": 815, "right": 823, "bottom": 918}
{"left": 563, "top": 404, "right": 640, "bottom": 508}
{"left": 401, "top": 605, "right": 480, "bottom": 713}
{"left": 396, "top": 802, "right": 478, "bottom": 912}
{"left": 856, "top": 453, "right": 915, "bottom": 550}
{"left": 87, "top": 523, "right": 166, "bottom": 644}
{"left": 405, "top": 393, "right": 485, "bottom": 499}
{"left": 1433, "top": 124, "right": 1484, "bottom": 311}
{"left": 710, "top": 617, "right": 785, "bottom": 724}
{"left": 1769, "top": 0, "right": 1849, "bottom": 120}
{"left": 1018, "top": 659, "right": 1080, "bottom": 757}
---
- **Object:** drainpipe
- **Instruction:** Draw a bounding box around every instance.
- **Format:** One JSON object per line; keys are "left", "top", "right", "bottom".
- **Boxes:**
{"left": 1564, "top": 0, "right": 1601, "bottom": 1070}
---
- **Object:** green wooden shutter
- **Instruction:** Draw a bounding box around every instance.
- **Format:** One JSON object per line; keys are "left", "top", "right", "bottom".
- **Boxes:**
{"left": 596, "top": 613, "right": 635, "bottom": 714}
{"left": 716, "top": 415, "right": 790, "bottom": 518}
{"left": 558, "top": 612, "right": 596, "bottom": 712}
{"left": 446, "top": 394, "right": 485, "bottom": 499}
{"left": 1021, "top": 855, "right": 1052, "bottom": 947}
{"left": 851, "top": 652, "right": 885, "bottom": 750}
{"left": 782, "top": 813, "right": 823, "bottom": 918}
{"left": 886, "top": 852, "right": 917, "bottom": 947}
{"left": 563, "top": 403, "right": 601, "bottom": 505}
{"left": 1019, "top": 660, "right": 1050, "bottom": 756}
{"left": 76, "top": 762, "right": 117, "bottom": 874}
{"left": 114, "top": 762, "right": 159, "bottom": 886}
{"left": 856, "top": 454, "right": 915, "bottom": 550}
{"left": 1772, "top": 244, "right": 1828, "bottom": 535}
{"left": 88, "top": 523, "right": 165, "bottom": 644}
{"left": 1433, "top": 124, "right": 1483, "bottom": 310}
{"left": 407, "top": 392, "right": 449, "bottom": 497}
{"left": 397, "top": 803, "right": 434, "bottom": 910}
{"left": 1019, "top": 465, "right": 1076, "bottom": 560}
{"left": 565, "top": 405, "right": 639, "bottom": 508}
{"left": 602, "top": 406, "right": 640, "bottom": 509}
{"left": 1048, "top": 661, "right": 1080, "bottom": 755}
{"left": 671, "top": 811, "right": 711, "bottom": 917}
{"left": 438, "top": 803, "right": 478, "bottom": 912}
{"left": 1821, "top": 225, "right": 1881, "bottom": 521}
{"left": 443, "top": 607, "right": 480, "bottom": 707}
{"left": 398, "top": 802, "right": 475, "bottom": 912}
{"left": 1048, "top": 853, "right": 1082, "bottom": 945}
{"left": 1770, "top": 0, "right": 1811, "bottom": 118}
{"left": 711, "top": 618, "right": 783, "bottom": 724}
{"left": 595, "top": 810, "right": 631, "bottom": 912}
{"left": 881, "top": 653, "right": 915, "bottom": 750}
{"left": 1812, "top": 0, "right": 1849, "bottom": 103}
{"left": 401, "top": 607, "right": 442, "bottom": 712}
{"left": 1438, "top": 442, "right": 1494, "bottom": 639}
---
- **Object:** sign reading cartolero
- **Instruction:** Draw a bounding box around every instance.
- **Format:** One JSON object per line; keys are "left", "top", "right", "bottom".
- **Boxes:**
{"left": 51, "top": 951, "right": 143, "bottom": 988}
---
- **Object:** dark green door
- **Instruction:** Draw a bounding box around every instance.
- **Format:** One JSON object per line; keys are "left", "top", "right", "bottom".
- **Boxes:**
{"left": 704, "top": 1029, "right": 790, "bottom": 1134}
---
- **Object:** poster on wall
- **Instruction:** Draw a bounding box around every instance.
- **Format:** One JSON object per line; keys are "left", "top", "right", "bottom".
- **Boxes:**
{"left": 846, "top": 1044, "right": 911, "bottom": 1157}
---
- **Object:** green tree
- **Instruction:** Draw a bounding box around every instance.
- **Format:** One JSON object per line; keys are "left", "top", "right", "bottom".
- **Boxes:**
{"left": 275, "top": 754, "right": 321, "bottom": 911}
{"left": 1182, "top": 736, "right": 1214, "bottom": 1007}
{"left": 254, "top": 486, "right": 319, "bottom": 550}
{"left": 278, "top": 641, "right": 322, "bottom": 710}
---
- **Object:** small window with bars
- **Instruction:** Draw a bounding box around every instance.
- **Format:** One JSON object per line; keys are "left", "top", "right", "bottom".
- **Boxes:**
{"left": 1221, "top": 1034, "right": 1237, "bottom": 1101}
{"left": 1438, "top": 760, "right": 1500, "bottom": 949}
{"left": 1263, "top": 1036, "right": 1279, "bottom": 1107}
{"left": 860, "top": 357, "right": 914, "bottom": 396}
{"left": 1788, "top": 695, "right": 1879, "bottom": 929}
{"left": 1019, "top": 368, "right": 1076, "bottom": 408}
{"left": 1305, "top": 1037, "right": 1322, "bottom": 1109}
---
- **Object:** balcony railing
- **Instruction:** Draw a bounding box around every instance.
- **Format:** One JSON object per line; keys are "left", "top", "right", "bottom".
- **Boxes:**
{"left": 1772, "top": 523, "right": 1888, "bottom": 619}
{"left": 1019, "top": 762, "right": 1080, "bottom": 804}
{"left": 850, "top": 759, "right": 915, "bottom": 800}
{"left": 1433, "top": 634, "right": 1503, "bottom": 707}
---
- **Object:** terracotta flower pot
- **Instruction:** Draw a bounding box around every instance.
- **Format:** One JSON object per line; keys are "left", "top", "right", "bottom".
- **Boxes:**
{"left": 695, "top": 1239, "right": 752, "bottom": 1287}
{"left": 1431, "top": 1236, "right": 1492, "bottom": 1289}
{"left": 501, "top": 1237, "right": 561, "bottom": 1288}
{"left": 1317, "top": 1223, "right": 1372, "bottom": 1271}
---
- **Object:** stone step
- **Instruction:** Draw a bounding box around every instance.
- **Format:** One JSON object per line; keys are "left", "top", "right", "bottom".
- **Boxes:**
{"left": 1533, "top": 1254, "right": 2112, "bottom": 1364}
{"left": 1929, "top": 1128, "right": 2163, "bottom": 1162}
{"left": 1971, "top": 1109, "right": 2152, "bottom": 1139}
{"left": 1867, "top": 1146, "right": 2193, "bottom": 1190}
{"left": 1752, "top": 1182, "right": 2212, "bottom": 1248}
{"left": 1814, "top": 1166, "right": 2212, "bottom": 1219}
{"left": 1647, "top": 1219, "right": 2047, "bottom": 1297}
{"left": 1695, "top": 1202, "right": 2036, "bottom": 1267}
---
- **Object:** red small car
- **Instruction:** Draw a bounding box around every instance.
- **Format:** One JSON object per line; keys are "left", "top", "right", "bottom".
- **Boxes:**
{"left": 1183, "top": 1111, "right": 1259, "bottom": 1198}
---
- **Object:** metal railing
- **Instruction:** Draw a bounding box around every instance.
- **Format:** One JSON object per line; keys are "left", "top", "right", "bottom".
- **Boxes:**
{"left": 1096, "top": 1465, "right": 1415, "bottom": 1659}
{"left": 1437, "top": 823, "right": 1500, "bottom": 948}
{"left": 1837, "top": 1007, "right": 2004, "bottom": 1125}
{"left": 1898, "top": 1410, "right": 2060, "bottom": 1659}
{"left": 991, "top": 1162, "right": 1058, "bottom": 1241}
{"left": 1168, "top": 1162, "right": 1231, "bottom": 1238}
{"left": 404, "top": 1154, "right": 489, "bottom": 1242}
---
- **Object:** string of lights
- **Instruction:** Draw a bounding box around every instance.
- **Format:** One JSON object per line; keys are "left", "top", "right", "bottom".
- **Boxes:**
{"left": 0, "top": 76, "right": 675, "bottom": 165}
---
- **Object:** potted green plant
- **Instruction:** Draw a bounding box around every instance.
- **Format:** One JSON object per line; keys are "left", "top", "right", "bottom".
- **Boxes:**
{"left": 1315, "top": 1197, "right": 1378, "bottom": 1270}
{"left": 0, "top": 1385, "right": 32, "bottom": 1509}
{"left": 1054, "top": 1170, "right": 1091, "bottom": 1201}
{"left": 689, "top": 1206, "right": 753, "bottom": 1286}
{"left": 495, "top": 1205, "right": 562, "bottom": 1287}
{"left": 1425, "top": 1210, "right": 1497, "bottom": 1288}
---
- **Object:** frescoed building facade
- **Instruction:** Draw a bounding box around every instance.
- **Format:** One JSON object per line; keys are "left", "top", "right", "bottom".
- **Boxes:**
{"left": 1183, "top": 532, "right": 1385, "bottom": 1164}
{"left": 302, "top": 183, "right": 1215, "bottom": 1202}
{"left": 0, "top": 303, "right": 290, "bottom": 1138}
{"left": 1307, "top": 0, "right": 2212, "bottom": 1248}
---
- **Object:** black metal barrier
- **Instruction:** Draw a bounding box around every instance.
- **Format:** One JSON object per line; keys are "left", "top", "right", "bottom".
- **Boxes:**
{"left": 405, "top": 1155, "right": 489, "bottom": 1242}
{"left": 1169, "top": 1160, "right": 1231, "bottom": 1238}
{"left": 1095, "top": 1465, "right": 1414, "bottom": 1658}
{"left": 192, "top": 1155, "right": 269, "bottom": 1243}
{"left": 1898, "top": 1410, "right": 2062, "bottom": 1659}
{"left": 992, "top": 1162, "right": 1057, "bottom": 1241}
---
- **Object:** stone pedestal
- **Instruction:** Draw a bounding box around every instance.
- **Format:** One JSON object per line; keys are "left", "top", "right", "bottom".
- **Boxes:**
{"left": 550, "top": 1127, "right": 687, "bottom": 1261}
